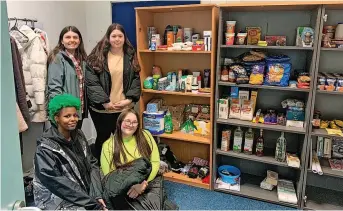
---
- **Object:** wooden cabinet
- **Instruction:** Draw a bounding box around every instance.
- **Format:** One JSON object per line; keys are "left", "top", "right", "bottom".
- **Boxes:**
{"left": 135, "top": 4, "right": 218, "bottom": 189}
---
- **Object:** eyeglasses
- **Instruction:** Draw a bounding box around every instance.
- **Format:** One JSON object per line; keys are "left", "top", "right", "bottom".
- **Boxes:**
{"left": 123, "top": 119, "right": 138, "bottom": 127}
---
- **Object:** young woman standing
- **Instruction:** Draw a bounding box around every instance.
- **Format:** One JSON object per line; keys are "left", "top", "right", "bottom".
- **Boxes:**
{"left": 86, "top": 23, "right": 141, "bottom": 161}
{"left": 46, "top": 26, "right": 87, "bottom": 129}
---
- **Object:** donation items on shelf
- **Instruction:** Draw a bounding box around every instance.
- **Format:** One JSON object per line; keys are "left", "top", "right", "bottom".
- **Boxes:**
{"left": 317, "top": 72, "right": 343, "bottom": 93}
{"left": 220, "top": 51, "right": 311, "bottom": 89}
{"left": 322, "top": 23, "right": 343, "bottom": 48}
{"left": 148, "top": 25, "right": 212, "bottom": 51}
{"left": 218, "top": 86, "right": 305, "bottom": 129}
{"left": 144, "top": 65, "right": 211, "bottom": 95}
{"left": 312, "top": 136, "right": 343, "bottom": 173}
{"left": 312, "top": 110, "right": 343, "bottom": 136}
{"left": 224, "top": 20, "right": 314, "bottom": 48}
{"left": 159, "top": 144, "right": 210, "bottom": 183}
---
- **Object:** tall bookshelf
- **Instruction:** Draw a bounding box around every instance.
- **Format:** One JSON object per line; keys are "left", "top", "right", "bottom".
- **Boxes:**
{"left": 135, "top": 4, "right": 218, "bottom": 189}
{"left": 213, "top": 2, "right": 322, "bottom": 208}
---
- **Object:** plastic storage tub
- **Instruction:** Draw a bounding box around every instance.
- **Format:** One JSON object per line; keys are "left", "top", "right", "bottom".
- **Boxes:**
{"left": 218, "top": 165, "right": 241, "bottom": 184}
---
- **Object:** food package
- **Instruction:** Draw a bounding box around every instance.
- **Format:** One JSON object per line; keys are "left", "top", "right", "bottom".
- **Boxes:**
{"left": 218, "top": 99, "right": 229, "bottom": 119}
{"left": 146, "top": 99, "right": 163, "bottom": 113}
{"left": 325, "top": 73, "right": 336, "bottom": 91}
{"left": 287, "top": 153, "right": 300, "bottom": 168}
{"left": 229, "top": 98, "right": 241, "bottom": 119}
{"left": 264, "top": 55, "right": 291, "bottom": 87}
{"left": 296, "top": 27, "right": 314, "bottom": 47}
{"left": 265, "top": 35, "right": 286, "bottom": 46}
{"left": 266, "top": 170, "right": 278, "bottom": 186}
{"left": 194, "top": 120, "right": 210, "bottom": 137}
{"left": 240, "top": 100, "right": 253, "bottom": 121}
{"left": 181, "top": 119, "right": 196, "bottom": 134}
{"left": 246, "top": 27, "right": 261, "bottom": 45}
{"left": 332, "top": 138, "right": 343, "bottom": 158}
{"left": 221, "top": 130, "right": 231, "bottom": 151}
{"left": 250, "top": 91, "right": 258, "bottom": 113}
{"left": 239, "top": 90, "right": 249, "bottom": 107}
{"left": 323, "top": 138, "right": 332, "bottom": 158}
{"left": 297, "top": 72, "right": 311, "bottom": 89}
{"left": 317, "top": 72, "right": 326, "bottom": 90}
{"left": 260, "top": 178, "right": 275, "bottom": 191}
{"left": 249, "top": 63, "right": 265, "bottom": 85}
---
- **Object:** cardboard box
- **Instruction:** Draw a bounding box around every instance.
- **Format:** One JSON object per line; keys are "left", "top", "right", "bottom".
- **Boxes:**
{"left": 194, "top": 120, "right": 210, "bottom": 137}
{"left": 218, "top": 99, "right": 229, "bottom": 119}
{"left": 146, "top": 99, "right": 162, "bottom": 113}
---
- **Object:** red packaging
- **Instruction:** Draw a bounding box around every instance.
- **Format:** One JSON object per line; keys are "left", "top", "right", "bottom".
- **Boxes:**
{"left": 265, "top": 36, "right": 286, "bottom": 46}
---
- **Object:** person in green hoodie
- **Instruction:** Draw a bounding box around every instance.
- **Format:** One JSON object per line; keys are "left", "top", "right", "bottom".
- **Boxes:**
{"left": 33, "top": 94, "right": 106, "bottom": 210}
{"left": 46, "top": 26, "right": 88, "bottom": 129}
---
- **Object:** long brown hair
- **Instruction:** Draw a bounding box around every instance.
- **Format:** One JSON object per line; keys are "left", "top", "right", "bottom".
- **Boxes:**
{"left": 47, "top": 26, "right": 87, "bottom": 65}
{"left": 87, "top": 23, "right": 140, "bottom": 73}
{"left": 112, "top": 109, "right": 152, "bottom": 168}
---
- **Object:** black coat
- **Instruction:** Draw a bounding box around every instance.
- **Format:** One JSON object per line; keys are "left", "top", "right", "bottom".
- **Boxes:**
{"left": 102, "top": 158, "right": 178, "bottom": 210}
{"left": 85, "top": 51, "right": 141, "bottom": 110}
{"left": 33, "top": 126, "right": 103, "bottom": 210}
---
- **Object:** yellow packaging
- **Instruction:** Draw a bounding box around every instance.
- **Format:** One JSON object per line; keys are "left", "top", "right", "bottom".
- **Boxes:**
{"left": 194, "top": 120, "right": 210, "bottom": 137}
{"left": 250, "top": 90, "right": 258, "bottom": 113}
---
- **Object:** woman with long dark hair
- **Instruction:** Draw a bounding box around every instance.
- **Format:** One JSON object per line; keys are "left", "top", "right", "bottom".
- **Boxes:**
{"left": 86, "top": 23, "right": 141, "bottom": 161}
{"left": 46, "top": 26, "right": 87, "bottom": 129}
{"left": 100, "top": 109, "right": 177, "bottom": 210}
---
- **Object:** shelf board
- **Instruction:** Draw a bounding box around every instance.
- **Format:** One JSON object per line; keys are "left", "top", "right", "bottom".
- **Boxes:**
{"left": 316, "top": 90, "right": 343, "bottom": 95}
{"left": 138, "top": 49, "right": 211, "bottom": 54}
{"left": 311, "top": 128, "right": 343, "bottom": 138}
{"left": 214, "top": 174, "right": 298, "bottom": 208}
{"left": 164, "top": 171, "right": 209, "bottom": 189}
{"left": 321, "top": 47, "right": 343, "bottom": 51}
{"left": 217, "top": 118, "right": 306, "bottom": 134}
{"left": 154, "top": 131, "right": 211, "bottom": 145}
{"left": 218, "top": 82, "right": 310, "bottom": 92}
{"left": 216, "top": 149, "right": 300, "bottom": 169}
{"left": 304, "top": 186, "right": 343, "bottom": 210}
{"left": 142, "top": 89, "right": 211, "bottom": 97}
{"left": 220, "top": 45, "right": 313, "bottom": 50}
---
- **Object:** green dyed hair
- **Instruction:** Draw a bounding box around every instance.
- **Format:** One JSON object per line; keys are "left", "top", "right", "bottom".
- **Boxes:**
{"left": 48, "top": 94, "right": 81, "bottom": 124}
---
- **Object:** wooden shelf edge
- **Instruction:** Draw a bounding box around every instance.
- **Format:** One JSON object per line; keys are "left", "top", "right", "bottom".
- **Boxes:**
{"left": 142, "top": 89, "right": 211, "bottom": 97}
{"left": 164, "top": 172, "right": 210, "bottom": 189}
{"left": 154, "top": 132, "right": 211, "bottom": 145}
{"left": 220, "top": 45, "right": 313, "bottom": 50}
{"left": 138, "top": 49, "right": 211, "bottom": 54}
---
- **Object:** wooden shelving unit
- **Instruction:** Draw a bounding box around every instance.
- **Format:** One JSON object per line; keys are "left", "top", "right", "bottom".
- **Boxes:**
{"left": 302, "top": 3, "right": 343, "bottom": 210}
{"left": 136, "top": 4, "right": 218, "bottom": 189}
{"left": 213, "top": 2, "right": 323, "bottom": 208}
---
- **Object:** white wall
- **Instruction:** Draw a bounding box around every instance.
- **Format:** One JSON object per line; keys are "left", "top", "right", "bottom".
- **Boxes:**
{"left": 6, "top": 1, "right": 108, "bottom": 172}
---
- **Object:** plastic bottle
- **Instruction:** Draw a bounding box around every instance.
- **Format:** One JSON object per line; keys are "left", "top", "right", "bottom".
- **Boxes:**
{"left": 275, "top": 132, "right": 287, "bottom": 162}
{"left": 233, "top": 126, "right": 243, "bottom": 153}
{"left": 164, "top": 112, "right": 173, "bottom": 134}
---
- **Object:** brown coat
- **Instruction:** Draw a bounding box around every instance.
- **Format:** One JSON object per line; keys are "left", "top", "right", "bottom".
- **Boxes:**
{"left": 10, "top": 37, "right": 30, "bottom": 124}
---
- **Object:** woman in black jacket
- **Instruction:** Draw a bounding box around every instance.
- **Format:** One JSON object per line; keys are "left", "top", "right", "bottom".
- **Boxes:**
{"left": 33, "top": 94, "right": 106, "bottom": 210}
{"left": 86, "top": 23, "right": 141, "bottom": 161}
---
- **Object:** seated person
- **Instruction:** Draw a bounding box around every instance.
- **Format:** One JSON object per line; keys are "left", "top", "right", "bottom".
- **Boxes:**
{"left": 33, "top": 94, "right": 107, "bottom": 210}
{"left": 101, "top": 109, "right": 177, "bottom": 210}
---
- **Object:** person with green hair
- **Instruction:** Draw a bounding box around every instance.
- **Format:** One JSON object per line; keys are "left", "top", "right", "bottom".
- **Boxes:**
{"left": 33, "top": 94, "right": 107, "bottom": 210}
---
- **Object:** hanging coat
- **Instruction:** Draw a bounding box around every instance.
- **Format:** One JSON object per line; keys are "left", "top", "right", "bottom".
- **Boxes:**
{"left": 10, "top": 36, "right": 30, "bottom": 124}
{"left": 17, "top": 25, "right": 47, "bottom": 122}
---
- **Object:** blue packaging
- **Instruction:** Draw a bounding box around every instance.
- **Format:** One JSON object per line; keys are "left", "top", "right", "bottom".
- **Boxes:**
{"left": 230, "top": 86, "right": 239, "bottom": 98}
{"left": 143, "top": 111, "right": 165, "bottom": 135}
{"left": 264, "top": 55, "right": 291, "bottom": 87}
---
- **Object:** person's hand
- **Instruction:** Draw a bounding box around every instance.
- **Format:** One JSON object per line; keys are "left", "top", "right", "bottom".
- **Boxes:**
{"left": 113, "top": 99, "right": 132, "bottom": 110}
{"left": 97, "top": 199, "right": 108, "bottom": 211}
{"left": 127, "top": 181, "right": 148, "bottom": 198}
{"left": 103, "top": 102, "right": 115, "bottom": 110}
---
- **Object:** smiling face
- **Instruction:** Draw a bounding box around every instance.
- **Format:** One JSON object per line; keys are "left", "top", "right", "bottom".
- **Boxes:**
{"left": 121, "top": 112, "right": 139, "bottom": 137}
{"left": 61, "top": 30, "right": 80, "bottom": 51}
{"left": 109, "top": 29, "right": 125, "bottom": 49}
{"left": 54, "top": 107, "right": 79, "bottom": 131}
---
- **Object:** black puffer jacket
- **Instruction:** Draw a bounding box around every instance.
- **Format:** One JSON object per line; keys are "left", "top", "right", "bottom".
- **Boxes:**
{"left": 102, "top": 158, "right": 178, "bottom": 210}
{"left": 33, "top": 126, "right": 103, "bottom": 210}
{"left": 85, "top": 51, "right": 141, "bottom": 110}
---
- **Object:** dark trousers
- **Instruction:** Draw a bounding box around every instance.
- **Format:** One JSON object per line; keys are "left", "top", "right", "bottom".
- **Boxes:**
{"left": 89, "top": 109, "right": 120, "bottom": 162}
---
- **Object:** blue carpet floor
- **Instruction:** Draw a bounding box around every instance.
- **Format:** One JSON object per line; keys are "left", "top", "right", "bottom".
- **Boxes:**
{"left": 164, "top": 181, "right": 295, "bottom": 210}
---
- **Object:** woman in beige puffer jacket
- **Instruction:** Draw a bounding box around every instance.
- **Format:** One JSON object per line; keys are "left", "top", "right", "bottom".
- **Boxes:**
{"left": 16, "top": 25, "right": 47, "bottom": 122}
